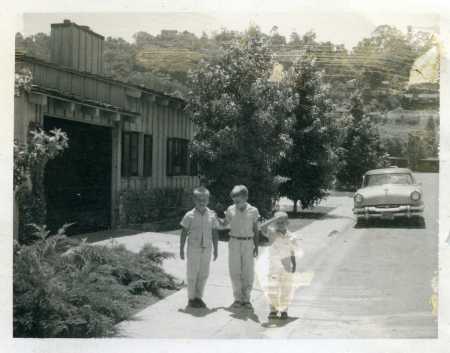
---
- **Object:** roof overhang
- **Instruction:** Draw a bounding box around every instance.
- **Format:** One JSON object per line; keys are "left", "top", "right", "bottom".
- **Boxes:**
{"left": 30, "top": 85, "right": 140, "bottom": 122}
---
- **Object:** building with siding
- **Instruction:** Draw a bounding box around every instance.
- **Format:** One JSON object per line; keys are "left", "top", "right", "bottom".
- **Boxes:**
{"left": 14, "top": 20, "right": 199, "bottom": 235}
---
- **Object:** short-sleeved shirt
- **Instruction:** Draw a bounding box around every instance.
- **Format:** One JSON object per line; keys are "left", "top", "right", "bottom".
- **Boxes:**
{"left": 267, "top": 229, "right": 298, "bottom": 259}
{"left": 180, "top": 207, "right": 218, "bottom": 248}
{"left": 225, "top": 203, "right": 259, "bottom": 238}
{"left": 267, "top": 229, "right": 299, "bottom": 272}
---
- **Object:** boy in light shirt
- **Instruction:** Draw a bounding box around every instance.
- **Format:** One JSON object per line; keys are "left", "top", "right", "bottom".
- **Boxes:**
{"left": 180, "top": 187, "right": 219, "bottom": 308}
{"left": 221, "top": 185, "right": 260, "bottom": 310}
{"left": 260, "top": 211, "right": 299, "bottom": 320}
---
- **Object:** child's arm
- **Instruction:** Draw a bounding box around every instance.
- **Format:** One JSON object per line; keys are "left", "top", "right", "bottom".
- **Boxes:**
{"left": 180, "top": 227, "right": 188, "bottom": 260}
{"left": 259, "top": 214, "right": 284, "bottom": 235}
{"left": 212, "top": 228, "right": 219, "bottom": 261}
{"left": 290, "top": 250, "right": 296, "bottom": 273}
{"left": 217, "top": 208, "right": 231, "bottom": 229}
{"left": 253, "top": 220, "right": 259, "bottom": 257}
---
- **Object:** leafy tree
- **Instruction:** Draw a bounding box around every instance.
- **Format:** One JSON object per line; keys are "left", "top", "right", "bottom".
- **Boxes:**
{"left": 269, "top": 26, "right": 286, "bottom": 50}
{"left": 103, "top": 37, "right": 137, "bottom": 82}
{"left": 15, "top": 32, "right": 50, "bottom": 61}
{"left": 383, "top": 137, "right": 407, "bottom": 157}
{"left": 277, "top": 56, "right": 337, "bottom": 212}
{"left": 406, "top": 132, "right": 426, "bottom": 170}
{"left": 335, "top": 92, "right": 388, "bottom": 190}
{"left": 288, "top": 32, "right": 302, "bottom": 48}
{"left": 424, "top": 117, "right": 438, "bottom": 157}
{"left": 351, "top": 25, "right": 415, "bottom": 92}
{"left": 186, "top": 27, "right": 296, "bottom": 216}
{"left": 133, "top": 31, "right": 155, "bottom": 49}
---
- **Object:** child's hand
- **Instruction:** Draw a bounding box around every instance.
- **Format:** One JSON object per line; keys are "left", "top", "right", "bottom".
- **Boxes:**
{"left": 180, "top": 249, "right": 185, "bottom": 260}
{"left": 253, "top": 247, "right": 258, "bottom": 258}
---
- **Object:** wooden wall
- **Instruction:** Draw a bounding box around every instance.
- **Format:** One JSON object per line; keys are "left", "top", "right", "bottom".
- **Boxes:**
{"left": 15, "top": 57, "right": 199, "bottom": 230}
{"left": 26, "top": 59, "right": 127, "bottom": 109}
{"left": 120, "top": 97, "right": 199, "bottom": 192}
{"left": 50, "top": 21, "right": 104, "bottom": 74}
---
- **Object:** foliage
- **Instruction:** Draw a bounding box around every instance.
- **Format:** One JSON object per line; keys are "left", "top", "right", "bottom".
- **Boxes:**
{"left": 350, "top": 26, "right": 433, "bottom": 98}
{"left": 15, "top": 24, "right": 434, "bottom": 109}
{"left": 406, "top": 132, "right": 427, "bottom": 171}
{"left": 15, "top": 32, "right": 50, "bottom": 61}
{"left": 185, "top": 27, "right": 297, "bottom": 216}
{"left": 14, "top": 127, "right": 69, "bottom": 244}
{"left": 383, "top": 137, "right": 407, "bottom": 158}
{"left": 423, "top": 117, "right": 438, "bottom": 157}
{"left": 14, "top": 224, "right": 178, "bottom": 338}
{"left": 277, "top": 56, "right": 337, "bottom": 212}
{"left": 335, "top": 92, "right": 389, "bottom": 190}
{"left": 120, "top": 187, "right": 190, "bottom": 225}
{"left": 14, "top": 68, "right": 33, "bottom": 97}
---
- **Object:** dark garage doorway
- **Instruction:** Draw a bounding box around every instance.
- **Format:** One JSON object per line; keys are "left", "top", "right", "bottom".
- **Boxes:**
{"left": 44, "top": 116, "right": 112, "bottom": 235}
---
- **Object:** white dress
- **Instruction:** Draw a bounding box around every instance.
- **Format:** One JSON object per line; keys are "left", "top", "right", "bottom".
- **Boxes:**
{"left": 256, "top": 228, "right": 303, "bottom": 312}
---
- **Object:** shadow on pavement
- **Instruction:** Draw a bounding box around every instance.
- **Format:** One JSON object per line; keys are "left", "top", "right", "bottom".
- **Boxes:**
{"left": 178, "top": 306, "right": 220, "bottom": 318}
{"left": 222, "top": 305, "right": 260, "bottom": 323}
{"left": 260, "top": 316, "right": 299, "bottom": 328}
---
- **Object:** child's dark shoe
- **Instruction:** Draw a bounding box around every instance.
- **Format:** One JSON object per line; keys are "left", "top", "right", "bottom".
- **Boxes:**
{"left": 195, "top": 298, "right": 207, "bottom": 308}
{"left": 280, "top": 311, "right": 288, "bottom": 320}
{"left": 242, "top": 302, "right": 253, "bottom": 310}
{"left": 268, "top": 311, "right": 278, "bottom": 320}
{"left": 230, "top": 301, "right": 242, "bottom": 309}
{"left": 188, "top": 299, "right": 197, "bottom": 308}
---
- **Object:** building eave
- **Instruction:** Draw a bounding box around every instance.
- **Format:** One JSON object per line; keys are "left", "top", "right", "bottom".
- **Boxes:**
{"left": 15, "top": 51, "right": 186, "bottom": 107}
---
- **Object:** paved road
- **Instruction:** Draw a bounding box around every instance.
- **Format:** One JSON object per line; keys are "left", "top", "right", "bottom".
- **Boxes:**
{"left": 114, "top": 173, "right": 438, "bottom": 338}
{"left": 262, "top": 172, "right": 438, "bottom": 338}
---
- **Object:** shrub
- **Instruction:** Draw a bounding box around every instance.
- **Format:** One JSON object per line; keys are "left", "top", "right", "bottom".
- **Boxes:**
{"left": 120, "top": 187, "right": 190, "bottom": 225}
{"left": 14, "top": 126, "right": 69, "bottom": 244}
{"left": 14, "top": 224, "right": 179, "bottom": 337}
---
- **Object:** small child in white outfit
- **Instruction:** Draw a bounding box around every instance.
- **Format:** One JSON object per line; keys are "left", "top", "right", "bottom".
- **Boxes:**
{"left": 260, "top": 211, "right": 299, "bottom": 320}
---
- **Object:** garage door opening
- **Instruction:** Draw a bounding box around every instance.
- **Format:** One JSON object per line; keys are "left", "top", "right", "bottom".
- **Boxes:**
{"left": 44, "top": 116, "right": 112, "bottom": 235}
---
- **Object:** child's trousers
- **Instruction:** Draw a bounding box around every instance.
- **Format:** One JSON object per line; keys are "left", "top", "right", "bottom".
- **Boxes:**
{"left": 186, "top": 245, "right": 212, "bottom": 300}
{"left": 267, "top": 271, "right": 293, "bottom": 312}
{"left": 228, "top": 237, "right": 254, "bottom": 302}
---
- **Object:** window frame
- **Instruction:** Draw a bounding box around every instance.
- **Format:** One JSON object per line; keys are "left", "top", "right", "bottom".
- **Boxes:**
{"left": 167, "top": 137, "right": 189, "bottom": 176}
{"left": 122, "top": 131, "right": 139, "bottom": 177}
{"left": 143, "top": 134, "right": 153, "bottom": 177}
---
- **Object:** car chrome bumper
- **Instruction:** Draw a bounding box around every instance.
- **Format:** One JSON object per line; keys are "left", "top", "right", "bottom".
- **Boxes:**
{"left": 353, "top": 205, "right": 424, "bottom": 219}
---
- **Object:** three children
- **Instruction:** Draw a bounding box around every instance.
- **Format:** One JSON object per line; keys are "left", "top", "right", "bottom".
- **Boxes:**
{"left": 179, "top": 185, "right": 298, "bottom": 319}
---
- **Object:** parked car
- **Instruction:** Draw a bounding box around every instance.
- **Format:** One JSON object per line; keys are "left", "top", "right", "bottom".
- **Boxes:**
{"left": 353, "top": 167, "right": 424, "bottom": 226}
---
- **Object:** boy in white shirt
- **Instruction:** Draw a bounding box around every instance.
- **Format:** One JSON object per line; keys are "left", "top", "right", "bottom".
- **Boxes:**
{"left": 260, "top": 211, "right": 298, "bottom": 320}
{"left": 180, "top": 187, "right": 219, "bottom": 308}
{"left": 221, "top": 185, "right": 260, "bottom": 310}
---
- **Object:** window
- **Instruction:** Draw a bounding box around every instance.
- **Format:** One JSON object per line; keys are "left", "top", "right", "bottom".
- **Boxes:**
{"left": 364, "top": 173, "right": 413, "bottom": 187}
{"left": 167, "top": 138, "right": 188, "bottom": 176}
{"left": 122, "top": 132, "right": 139, "bottom": 177}
{"left": 189, "top": 153, "right": 199, "bottom": 176}
{"left": 144, "top": 134, "right": 153, "bottom": 177}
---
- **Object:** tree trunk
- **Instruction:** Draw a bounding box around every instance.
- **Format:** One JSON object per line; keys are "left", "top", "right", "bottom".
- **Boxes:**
{"left": 293, "top": 199, "right": 298, "bottom": 214}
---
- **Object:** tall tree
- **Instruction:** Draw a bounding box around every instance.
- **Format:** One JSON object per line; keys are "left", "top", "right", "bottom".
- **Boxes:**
{"left": 407, "top": 132, "right": 426, "bottom": 170}
{"left": 277, "top": 56, "right": 337, "bottom": 212}
{"left": 424, "top": 117, "right": 438, "bottom": 157}
{"left": 336, "top": 92, "right": 388, "bottom": 190}
{"left": 186, "top": 27, "right": 296, "bottom": 216}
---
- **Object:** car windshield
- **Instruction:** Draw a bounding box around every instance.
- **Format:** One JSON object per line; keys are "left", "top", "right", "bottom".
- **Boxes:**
{"left": 364, "top": 173, "right": 413, "bottom": 187}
